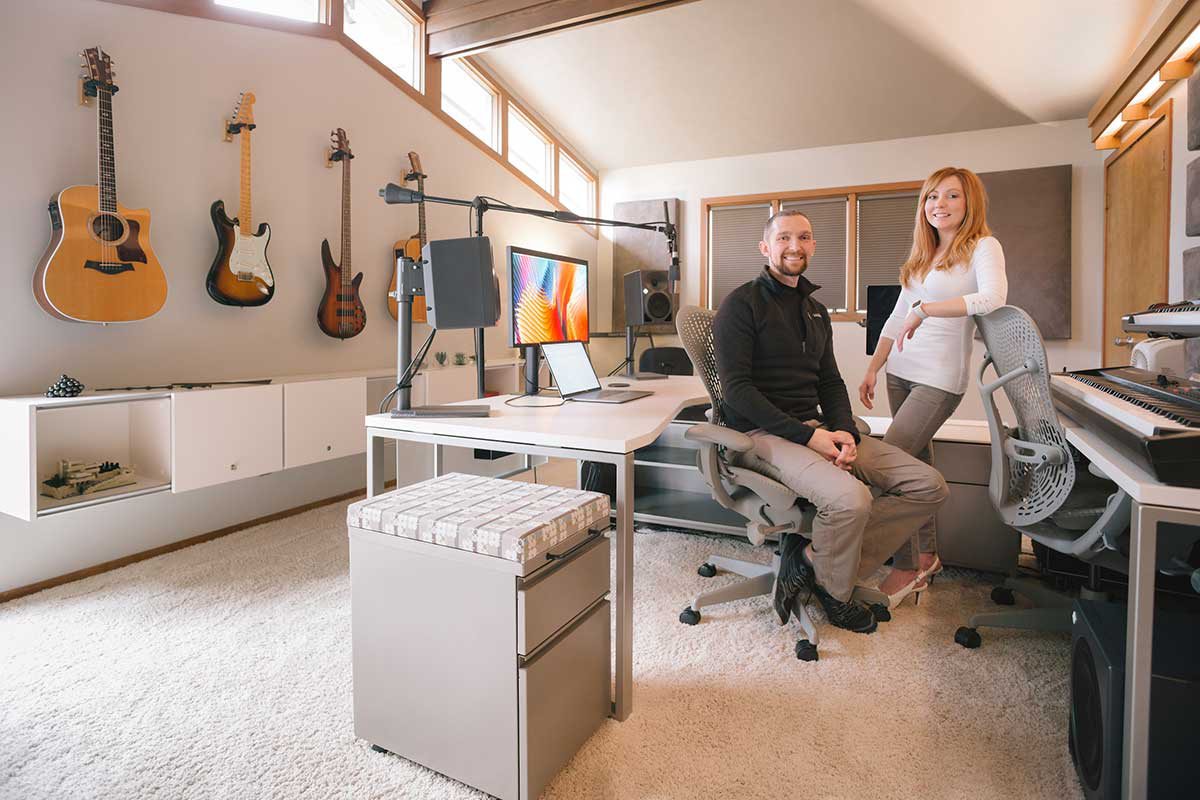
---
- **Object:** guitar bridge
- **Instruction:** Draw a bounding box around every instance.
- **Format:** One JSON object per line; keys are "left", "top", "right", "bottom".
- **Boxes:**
{"left": 85, "top": 260, "right": 134, "bottom": 275}
{"left": 236, "top": 271, "right": 255, "bottom": 282}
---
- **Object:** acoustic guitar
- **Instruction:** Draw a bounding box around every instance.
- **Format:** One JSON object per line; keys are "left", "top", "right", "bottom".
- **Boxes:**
{"left": 34, "top": 47, "right": 168, "bottom": 323}
{"left": 387, "top": 152, "right": 428, "bottom": 323}
{"left": 207, "top": 92, "right": 274, "bottom": 306}
{"left": 316, "top": 128, "right": 366, "bottom": 339}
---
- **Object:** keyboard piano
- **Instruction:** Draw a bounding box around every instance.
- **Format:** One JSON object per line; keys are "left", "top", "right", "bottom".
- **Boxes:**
{"left": 1121, "top": 299, "right": 1200, "bottom": 337}
{"left": 1050, "top": 367, "right": 1200, "bottom": 487}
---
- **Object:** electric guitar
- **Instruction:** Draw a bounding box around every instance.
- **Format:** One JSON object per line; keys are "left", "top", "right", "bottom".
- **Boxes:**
{"left": 316, "top": 128, "right": 366, "bottom": 339}
{"left": 34, "top": 47, "right": 168, "bottom": 323}
{"left": 387, "top": 152, "right": 428, "bottom": 322}
{"left": 207, "top": 92, "right": 274, "bottom": 306}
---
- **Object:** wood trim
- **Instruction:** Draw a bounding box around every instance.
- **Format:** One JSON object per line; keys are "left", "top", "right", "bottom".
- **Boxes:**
{"left": 701, "top": 180, "right": 923, "bottom": 209}
{"left": 1088, "top": 0, "right": 1200, "bottom": 140}
{"left": 1104, "top": 98, "right": 1173, "bottom": 167}
{"left": 0, "top": 484, "right": 385, "bottom": 605}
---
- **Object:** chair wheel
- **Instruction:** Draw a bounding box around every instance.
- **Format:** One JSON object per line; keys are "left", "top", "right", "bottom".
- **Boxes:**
{"left": 869, "top": 603, "right": 891, "bottom": 623}
{"left": 991, "top": 587, "right": 1016, "bottom": 605}
{"left": 795, "top": 639, "right": 819, "bottom": 661}
{"left": 954, "top": 626, "right": 981, "bottom": 648}
{"left": 679, "top": 607, "right": 701, "bottom": 625}
{"left": 370, "top": 744, "right": 389, "bottom": 754}
{"left": 697, "top": 563, "right": 717, "bottom": 578}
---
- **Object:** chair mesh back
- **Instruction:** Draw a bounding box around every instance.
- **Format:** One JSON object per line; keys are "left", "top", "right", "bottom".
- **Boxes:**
{"left": 676, "top": 306, "right": 724, "bottom": 425}
{"left": 976, "top": 306, "right": 1074, "bottom": 526}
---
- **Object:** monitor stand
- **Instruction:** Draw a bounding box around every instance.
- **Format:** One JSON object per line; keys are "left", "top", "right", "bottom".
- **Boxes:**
{"left": 522, "top": 345, "right": 542, "bottom": 395}
{"left": 625, "top": 325, "right": 667, "bottom": 380}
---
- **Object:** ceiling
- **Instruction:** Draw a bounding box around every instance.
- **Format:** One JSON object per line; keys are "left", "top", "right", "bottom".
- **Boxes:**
{"left": 477, "top": 0, "right": 1168, "bottom": 171}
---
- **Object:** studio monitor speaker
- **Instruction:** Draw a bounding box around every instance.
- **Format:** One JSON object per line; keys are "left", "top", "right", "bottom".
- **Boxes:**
{"left": 422, "top": 237, "right": 501, "bottom": 330}
{"left": 1069, "top": 599, "right": 1200, "bottom": 800}
{"left": 623, "top": 269, "right": 674, "bottom": 326}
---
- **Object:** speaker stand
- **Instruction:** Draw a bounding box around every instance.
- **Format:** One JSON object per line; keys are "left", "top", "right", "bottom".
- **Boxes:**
{"left": 624, "top": 325, "right": 667, "bottom": 380}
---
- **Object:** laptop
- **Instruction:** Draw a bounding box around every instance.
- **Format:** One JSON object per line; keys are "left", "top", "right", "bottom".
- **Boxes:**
{"left": 541, "top": 341, "right": 653, "bottom": 404}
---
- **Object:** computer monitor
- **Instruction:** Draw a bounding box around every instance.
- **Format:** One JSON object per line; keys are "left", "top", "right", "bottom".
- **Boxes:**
{"left": 508, "top": 246, "right": 589, "bottom": 347}
{"left": 865, "top": 284, "right": 903, "bottom": 355}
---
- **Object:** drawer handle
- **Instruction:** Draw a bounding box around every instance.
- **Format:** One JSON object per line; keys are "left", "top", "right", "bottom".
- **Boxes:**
{"left": 546, "top": 528, "right": 604, "bottom": 561}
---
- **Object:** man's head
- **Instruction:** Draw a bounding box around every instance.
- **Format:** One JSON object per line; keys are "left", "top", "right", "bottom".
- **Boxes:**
{"left": 760, "top": 209, "right": 815, "bottom": 286}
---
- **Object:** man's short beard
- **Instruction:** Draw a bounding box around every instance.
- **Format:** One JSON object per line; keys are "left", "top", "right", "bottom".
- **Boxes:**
{"left": 772, "top": 254, "right": 807, "bottom": 275}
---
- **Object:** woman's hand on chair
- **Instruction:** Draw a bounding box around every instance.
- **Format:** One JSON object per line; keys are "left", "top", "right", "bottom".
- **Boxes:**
{"left": 858, "top": 370, "right": 877, "bottom": 410}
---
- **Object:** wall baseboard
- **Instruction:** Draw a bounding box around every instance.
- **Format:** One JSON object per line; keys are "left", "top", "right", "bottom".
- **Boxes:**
{"left": 0, "top": 482, "right": 394, "bottom": 605}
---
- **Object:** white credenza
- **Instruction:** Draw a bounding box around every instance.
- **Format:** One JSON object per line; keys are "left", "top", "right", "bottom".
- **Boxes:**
{"left": 0, "top": 362, "right": 539, "bottom": 523}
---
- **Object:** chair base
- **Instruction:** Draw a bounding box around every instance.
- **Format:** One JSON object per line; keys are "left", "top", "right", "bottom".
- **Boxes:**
{"left": 955, "top": 576, "right": 1080, "bottom": 648}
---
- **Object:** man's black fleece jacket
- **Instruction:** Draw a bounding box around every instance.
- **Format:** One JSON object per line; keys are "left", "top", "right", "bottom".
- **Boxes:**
{"left": 712, "top": 267, "right": 859, "bottom": 446}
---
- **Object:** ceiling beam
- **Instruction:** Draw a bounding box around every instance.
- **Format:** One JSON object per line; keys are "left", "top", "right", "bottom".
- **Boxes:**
{"left": 424, "top": 0, "right": 696, "bottom": 58}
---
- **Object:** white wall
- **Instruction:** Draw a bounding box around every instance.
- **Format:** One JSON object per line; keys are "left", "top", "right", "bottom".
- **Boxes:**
{"left": 598, "top": 119, "right": 1108, "bottom": 421}
{"left": 0, "top": 0, "right": 598, "bottom": 593}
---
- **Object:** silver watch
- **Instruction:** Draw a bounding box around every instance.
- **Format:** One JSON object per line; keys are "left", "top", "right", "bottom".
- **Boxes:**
{"left": 911, "top": 300, "right": 929, "bottom": 320}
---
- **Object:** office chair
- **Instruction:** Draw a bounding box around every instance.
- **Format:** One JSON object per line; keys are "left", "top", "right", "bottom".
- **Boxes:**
{"left": 954, "top": 306, "right": 1133, "bottom": 648}
{"left": 638, "top": 346, "right": 693, "bottom": 376}
{"left": 674, "top": 305, "right": 888, "bottom": 661}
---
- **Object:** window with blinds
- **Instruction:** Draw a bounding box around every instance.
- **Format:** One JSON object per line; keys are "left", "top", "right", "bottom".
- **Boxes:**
{"left": 781, "top": 198, "right": 848, "bottom": 311}
{"left": 856, "top": 192, "right": 918, "bottom": 311}
{"left": 708, "top": 204, "right": 771, "bottom": 309}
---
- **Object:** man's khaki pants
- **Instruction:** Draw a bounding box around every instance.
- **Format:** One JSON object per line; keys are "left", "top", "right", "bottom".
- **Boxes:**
{"left": 741, "top": 428, "right": 949, "bottom": 602}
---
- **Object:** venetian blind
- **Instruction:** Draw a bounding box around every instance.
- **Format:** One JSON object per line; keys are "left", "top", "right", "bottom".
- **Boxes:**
{"left": 857, "top": 192, "right": 918, "bottom": 311}
{"left": 780, "top": 198, "right": 848, "bottom": 311}
{"left": 708, "top": 203, "right": 771, "bottom": 308}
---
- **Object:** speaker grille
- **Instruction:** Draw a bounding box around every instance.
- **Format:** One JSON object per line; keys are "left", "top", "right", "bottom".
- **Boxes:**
{"left": 646, "top": 292, "right": 672, "bottom": 322}
{"left": 1071, "top": 637, "right": 1105, "bottom": 791}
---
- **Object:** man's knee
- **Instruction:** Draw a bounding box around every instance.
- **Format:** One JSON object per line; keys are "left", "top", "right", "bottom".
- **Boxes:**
{"left": 822, "top": 481, "right": 873, "bottom": 523}
{"left": 919, "top": 466, "right": 949, "bottom": 506}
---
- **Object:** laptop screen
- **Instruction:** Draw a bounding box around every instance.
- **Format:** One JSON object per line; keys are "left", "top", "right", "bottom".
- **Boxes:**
{"left": 541, "top": 342, "right": 601, "bottom": 396}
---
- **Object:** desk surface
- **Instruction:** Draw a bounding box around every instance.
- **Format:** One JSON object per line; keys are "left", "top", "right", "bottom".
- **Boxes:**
{"left": 860, "top": 416, "right": 991, "bottom": 445}
{"left": 366, "top": 375, "right": 709, "bottom": 454}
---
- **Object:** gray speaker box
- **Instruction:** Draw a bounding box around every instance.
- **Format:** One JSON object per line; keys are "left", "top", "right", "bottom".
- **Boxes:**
{"left": 422, "top": 237, "right": 501, "bottom": 330}
{"left": 623, "top": 269, "right": 674, "bottom": 326}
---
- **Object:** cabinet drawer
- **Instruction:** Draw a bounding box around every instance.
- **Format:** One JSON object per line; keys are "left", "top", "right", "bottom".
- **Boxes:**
{"left": 517, "top": 533, "right": 609, "bottom": 656}
{"left": 284, "top": 377, "right": 367, "bottom": 469}
{"left": 932, "top": 440, "right": 992, "bottom": 487}
{"left": 519, "top": 598, "right": 610, "bottom": 800}
{"left": 936, "top": 483, "right": 1019, "bottom": 573}
{"left": 172, "top": 385, "right": 283, "bottom": 492}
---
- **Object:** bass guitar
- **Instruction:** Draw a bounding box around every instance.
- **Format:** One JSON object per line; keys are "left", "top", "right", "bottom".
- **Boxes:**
{"left": 387, "top": 151, "right": 428, "bottom": 323}
{"left": 34, "top": 46, "right": 168, "bottom": 323}
{"left": 207, "top": 92, "right": 274, "bottom": 306}
{"left": 316, "top": 128, "right": 366, "bottom": 339}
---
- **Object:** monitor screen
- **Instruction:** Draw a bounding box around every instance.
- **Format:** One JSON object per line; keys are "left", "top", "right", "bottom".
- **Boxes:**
{"left": 865, "top": 284, "right": 903, "bottom": 355}
{"left": 508, "top": 246, "right": 589, "bottom": 347}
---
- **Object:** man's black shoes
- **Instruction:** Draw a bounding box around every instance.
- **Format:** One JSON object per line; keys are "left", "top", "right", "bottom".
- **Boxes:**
{"left": 772, "top": 534, "right": 815, "bottom": 625}
{"left": 813, "top": 583, "right": 878, "bottom": 634}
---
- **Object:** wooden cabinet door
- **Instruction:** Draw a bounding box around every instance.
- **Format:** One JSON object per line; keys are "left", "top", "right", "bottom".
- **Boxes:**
{"left": 283, "top": 377, "right": 367, "bottom": 469}
{"left": 172, "top": 385, "right": 283, "bottom": 492}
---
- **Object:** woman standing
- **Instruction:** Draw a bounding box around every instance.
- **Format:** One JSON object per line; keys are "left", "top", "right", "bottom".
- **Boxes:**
{"left": 859, "top": 166, "right": 1008, "bottom": 607}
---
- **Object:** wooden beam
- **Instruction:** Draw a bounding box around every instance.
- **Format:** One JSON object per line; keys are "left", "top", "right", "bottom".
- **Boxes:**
{"left": 1089, "top": 0, "right": 1200, "bottom": 141}
{"left": 426, "top": 0, "right": 695, "bottom": 57}
{"left": 1160, "top": 58, "right": 1195, "bottom": 79}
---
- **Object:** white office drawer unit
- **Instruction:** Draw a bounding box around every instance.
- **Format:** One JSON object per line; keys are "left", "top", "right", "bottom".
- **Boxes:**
{"left": 283, "top": 377, "right": 367, "bottom": 469}
{"left": 348, "top": 475, "right": 611, "bottom": 800}
{"left": 172, "top": 385, "right": 283, "bottom": 492}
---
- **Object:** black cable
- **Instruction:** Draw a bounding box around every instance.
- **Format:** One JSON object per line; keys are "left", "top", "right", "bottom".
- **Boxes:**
{"left": 608, "top": 358, "right": 631, "bottom": 376}
{"left": 380, "top": 329, "right": 438, "bottom": 413}
{"left": 504, "top": 389, "right": 564, "bottom": 408}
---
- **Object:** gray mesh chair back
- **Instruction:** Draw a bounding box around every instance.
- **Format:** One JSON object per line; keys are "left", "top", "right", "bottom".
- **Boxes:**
{"left": 676, "top": 306, "right": 724, "bottom": 425}
{"left": 975, "top": 306, "right": 1075, "bottom": 527}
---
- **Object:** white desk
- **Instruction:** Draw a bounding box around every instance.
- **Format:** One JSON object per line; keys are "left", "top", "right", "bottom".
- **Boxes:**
{"left": 1058, "top": 419, "right": 1200, "bottom": 800}
{"left": 364, "top": 375, "right": 709, "bottom": 721}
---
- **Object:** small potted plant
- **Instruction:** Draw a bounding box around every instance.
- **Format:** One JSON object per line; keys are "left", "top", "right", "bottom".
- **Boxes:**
{"left": 453, "top": 352, "right": 467, "bottom": 366}
{"left": 434, "top": 351, "right": 447, "bottom": 366}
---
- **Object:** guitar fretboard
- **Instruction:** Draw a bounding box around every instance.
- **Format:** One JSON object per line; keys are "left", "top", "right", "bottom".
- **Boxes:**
{"left": 239, "top": 126, "right": 252, "bottom": 234}
{"left": 98, "top": 87, "right": 117, "bottom": 213}
{"left": 341, "top": 156, "right": 351, "bottom": 288}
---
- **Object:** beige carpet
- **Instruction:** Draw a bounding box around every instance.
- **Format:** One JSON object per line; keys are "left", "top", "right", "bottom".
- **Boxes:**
{"left": 0, "top": 497, "right": 1084, "bottom": 800}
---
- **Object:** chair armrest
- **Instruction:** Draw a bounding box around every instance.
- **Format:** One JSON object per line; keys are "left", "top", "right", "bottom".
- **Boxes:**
{"left": 852, "top": 415, "right": 872, "bottom": 436}
{"left": 684, "top": 423, "right": 754, "bottom": 453}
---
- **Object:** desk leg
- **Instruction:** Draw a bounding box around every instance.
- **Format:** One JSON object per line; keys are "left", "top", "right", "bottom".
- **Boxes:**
{"left": 367, "top": 433, "right": 386, "bottom": 498}
{"left": 613, "top": 452, "right": 634, "bottom": 721}
{"left": 433, "top": 444, "right": 444, "bottom": 477}
{"left": 1123, "top": 501, "right": 1157, "bottom": 800}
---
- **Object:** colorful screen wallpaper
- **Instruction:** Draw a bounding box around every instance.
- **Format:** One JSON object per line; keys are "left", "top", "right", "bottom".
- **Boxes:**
{"left": 510, "top": 251, "right": 589, "bottom": 345}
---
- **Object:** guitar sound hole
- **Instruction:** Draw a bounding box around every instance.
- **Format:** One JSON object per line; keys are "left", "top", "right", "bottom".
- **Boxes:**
{"left": 92, "top": 213, "right": 125, "bottom": 242}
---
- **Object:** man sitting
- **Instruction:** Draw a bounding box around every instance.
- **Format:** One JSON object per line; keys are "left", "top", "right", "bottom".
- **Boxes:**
{"left": 713, "top": 209, "right": 948, "bottom": 633}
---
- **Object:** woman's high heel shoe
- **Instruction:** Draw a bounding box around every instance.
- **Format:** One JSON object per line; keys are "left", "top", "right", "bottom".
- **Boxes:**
{"left": 916, "top": 555, "right": 943, "bottom": 585}
{"left": 885, "top": 576, "right": 927, "bottom": 609}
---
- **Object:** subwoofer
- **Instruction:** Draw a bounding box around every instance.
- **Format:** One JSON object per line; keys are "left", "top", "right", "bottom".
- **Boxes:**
{"left": 1069, "top": 599, "right": 1200, "bottom": 799}
{"left": 623, "top": 269, "right": 674, "bottom": 325}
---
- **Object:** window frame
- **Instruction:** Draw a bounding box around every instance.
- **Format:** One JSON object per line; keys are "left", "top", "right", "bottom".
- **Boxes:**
{"left": 505, "top": 100, "right": 555, "bottom": 193}
{"left": 99, "top": 0, "right": 598, "bottom": 237}
{"left": 441, "top": 56, "right": 502, "bottom": 152}
{"left": 557, "top": 146, "right": 597, "bottom": 220}
{"left": 700, "top": 180, "right": 923, "bottom": 321}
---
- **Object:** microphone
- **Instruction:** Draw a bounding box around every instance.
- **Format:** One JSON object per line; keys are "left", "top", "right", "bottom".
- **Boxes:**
{"left": 663, "top": 200, "right": 680, "bottom": 292}
{"left": 379, "top": 183, "right": 423, "bottom": 204}
{"left": 552, "top": 210, "right": 582, "bottom": 223}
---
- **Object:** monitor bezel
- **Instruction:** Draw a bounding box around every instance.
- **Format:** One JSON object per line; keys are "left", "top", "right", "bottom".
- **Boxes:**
{"left": 506, "top": 245, "right": 591, "bottom": 348}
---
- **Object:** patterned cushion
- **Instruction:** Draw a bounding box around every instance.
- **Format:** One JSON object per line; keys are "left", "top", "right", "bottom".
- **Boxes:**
{"left": 347, "top": 473, "right": 611, "bottom": 564}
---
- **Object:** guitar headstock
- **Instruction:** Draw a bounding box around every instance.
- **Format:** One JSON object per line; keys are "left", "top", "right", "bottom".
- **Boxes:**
{"left": 224, "top": 91, "right": 257, "bottom": 140}
{"left": 80, "top": 46, "right": 117, "bottom": 101}
{"left": 328, "top": 128, "right": 354, "bottom": 164}
{"left": 405, "top": 151, "right": 425, "bottom": 184}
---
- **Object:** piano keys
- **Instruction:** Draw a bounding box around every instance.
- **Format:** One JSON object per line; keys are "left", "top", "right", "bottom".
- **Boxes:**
{"left": 1121, "top": 299, "right": 1200, "bottom": 338}
{"left": 1050, "top": 367, "right": 1200, "bottom": 488}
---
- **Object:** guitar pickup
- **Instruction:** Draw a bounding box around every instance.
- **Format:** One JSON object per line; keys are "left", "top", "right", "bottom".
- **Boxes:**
{"left": 335, "top": 309, "right": 358, "bottom": 317}
{"left": 336, "top": 293, "right": 355, "bottom": 301}
{"left": 85, "top": 260, "right": 134, "bottom": 275}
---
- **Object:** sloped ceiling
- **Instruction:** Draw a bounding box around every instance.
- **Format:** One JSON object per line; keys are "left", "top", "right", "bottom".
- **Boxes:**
{"left": 477, "top": 0, "right": 1167, "bottom": 170}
